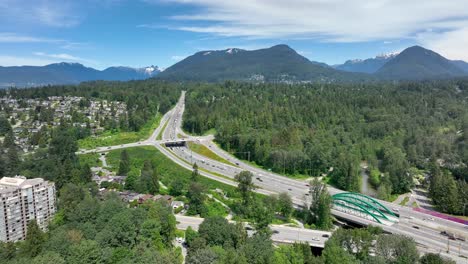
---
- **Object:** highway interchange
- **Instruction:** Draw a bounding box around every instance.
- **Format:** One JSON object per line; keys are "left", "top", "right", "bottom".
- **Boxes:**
{"left": 79, "top": 91, "right": 468, "bottom": 263}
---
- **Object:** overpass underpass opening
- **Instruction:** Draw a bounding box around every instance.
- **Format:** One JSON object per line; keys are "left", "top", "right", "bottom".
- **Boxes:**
{"left": 164, "top": 141, "right": 186, "bottom": 147}
{"left": 332, "top": 192, "right": 399, "bottom": 226}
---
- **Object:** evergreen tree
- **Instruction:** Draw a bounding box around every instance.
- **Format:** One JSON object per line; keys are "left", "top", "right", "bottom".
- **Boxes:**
{"left": 6, "top": 146, "right": 19, "bottom": 176}
{"left": 118, "top": 149, "right": 130, "bottom": 176}
{"left": 235, "top": 171, "right": 255, "bottom": 206}
{"left": 317, "top": 192, "right": 333, "bottom": 230}
{"left": 187, "top": 182, "right": 206, "bottom": 216}
{"left": 308, "top": 178, "right": 332, "bottom": 230}
{"left": 277, "top": 192, "right": 293, "bottom": 218}
{"left": 191, "top": 163, "right": 199, "bottom": 182}
{"left": 150, "top": 167, "right": 160, "bottom": 194}
{"left": 3, "top": 131, "right": 15, "bottom": 148}
{"left": 0, "top": 148, "right": 5, "bottom": 177}
{"left": 22, "top": 220, "right": 45, "bottom": 257}
{"left": 137, "top": 160, "right": 154, "bottom": 194}
{"left": 80, "top": 163, "right": 92, "bottom": 183}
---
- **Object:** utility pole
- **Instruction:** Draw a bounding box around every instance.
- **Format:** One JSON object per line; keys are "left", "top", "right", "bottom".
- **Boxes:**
{"left": 447, "top": 238, "right": 450, "bottom": 253}
{"left": 283, "top": 152, "right": 286, "bottom": 174}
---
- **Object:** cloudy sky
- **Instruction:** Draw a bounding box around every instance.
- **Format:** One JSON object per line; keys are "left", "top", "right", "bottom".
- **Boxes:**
{"left": 1, "top": 0, "right": 467, "bottom": 69}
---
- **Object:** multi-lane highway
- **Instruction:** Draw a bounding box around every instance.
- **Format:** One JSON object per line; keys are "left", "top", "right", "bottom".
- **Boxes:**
{"left": 78, "top": 91, "right": 468, "bottom": 263}
{"left": 175, "top": 215, "right": 331, "bottom": 248}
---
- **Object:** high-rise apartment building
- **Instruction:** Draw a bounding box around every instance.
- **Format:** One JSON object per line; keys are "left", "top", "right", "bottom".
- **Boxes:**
{"left": 0, "top": 176, "right": 56, "bottom": 242}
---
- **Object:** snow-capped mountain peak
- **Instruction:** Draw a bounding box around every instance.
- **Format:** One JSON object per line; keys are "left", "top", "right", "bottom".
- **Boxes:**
{"left": 226, "top": 48, "right": 242, "bottom": 54}
{"left": 375, "top": 51, "right": 400, "bottom": 59}
{"left": 140, "top": 65, "right": 162, "bottom": 75}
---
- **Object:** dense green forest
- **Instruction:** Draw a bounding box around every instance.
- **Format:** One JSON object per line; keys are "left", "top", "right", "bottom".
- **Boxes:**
{"left": 183, "top": 80, "right": 468, "bottom": 213}
{"left": 1, "top": 187, "right": 182, "bottom": 264}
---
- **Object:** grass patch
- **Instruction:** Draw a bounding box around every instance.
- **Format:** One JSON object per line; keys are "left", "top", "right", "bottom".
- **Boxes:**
{"left": 78, "top": 153, "right": 101, "bottom": 167}
{"left": 204, "top": 199, "right": 229, "bottom": 217}
{"left": 187, "top": 142, "right": 234, "bottom": 166}
{"left": 399, "top": 196, "right": 409, "bottom": 206}
{"left": 202, "top": 128, "right": 217, "bottom": 136}
{"left": 177, "top": 133, "right": 187, "bottom": 139}
{"left": 157, "top": 119, "right": 169, "bottom": 140}
{"left": 271, "top": 217, "right": 296, "bottom": 225}
{"left": 105, "top": 146, "right": 240, "bottom": 198}
{"left": 411, "top": 201, "right": 419, "bottom": 208}
{"left": 388, "top": 194, "right": 400, "bottom": 202}
{"left": 78, "top": 114, "right": 161, "bottom": 149}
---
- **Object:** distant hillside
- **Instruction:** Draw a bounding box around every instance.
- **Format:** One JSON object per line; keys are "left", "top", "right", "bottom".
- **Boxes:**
{"left": 451, "top": 60, "right": 468, "bottom": 73}
{"left": 0, "top": 63, "right": 161, "bottom": 88}
{"left": 376, "top": 46, "right": 466, "bottom": 80}
{"left": 334, "top": 53, "right": 398, "bottom": 73}
{"left": 157, "top": 44, "right": 368, "bottom": 82}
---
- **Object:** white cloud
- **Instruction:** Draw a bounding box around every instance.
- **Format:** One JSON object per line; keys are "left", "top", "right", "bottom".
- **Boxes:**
{"left": 34, "top": 4, "right": 80, "bottom": 27}
{"left": 0, "top": 55, "right": 57, "bottom": 66}
{"left": 0, "top": 33, "right": 62, "bottom": 43}
{"left": 417, "top": 26, "right": 468, "bottom": 62}
{"left": 163, "top": 0, "right": 468, "bottom": 40}
{"left": 0, "top": 0, "right": 82, "bottom": 28}
{"left": 33, "top": 52, "right": 98, "bottom": 65}
{"left": 153, "top": 0, "right": 468, "bottom": 60}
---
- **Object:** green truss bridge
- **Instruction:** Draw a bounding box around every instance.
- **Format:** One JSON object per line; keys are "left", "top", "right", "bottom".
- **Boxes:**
{"left": 332, "top": 192, "right": 399, "bottom": 225}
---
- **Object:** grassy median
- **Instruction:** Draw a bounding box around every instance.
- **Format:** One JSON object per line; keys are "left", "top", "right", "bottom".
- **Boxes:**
{"left": 187, "top": 142, "right": 235, "bottom": 166}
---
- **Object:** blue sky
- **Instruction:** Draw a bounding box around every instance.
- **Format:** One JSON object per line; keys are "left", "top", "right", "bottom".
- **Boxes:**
{"left": 1, "top": 0, "right": 468, "bottom": 69}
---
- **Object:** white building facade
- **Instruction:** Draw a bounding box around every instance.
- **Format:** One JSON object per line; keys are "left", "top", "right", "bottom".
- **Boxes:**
{"left": 0, "top": 176, "right": 56, "bottom": 242}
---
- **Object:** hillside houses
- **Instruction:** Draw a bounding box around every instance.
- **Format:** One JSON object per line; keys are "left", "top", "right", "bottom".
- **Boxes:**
{"left": 0, "top": 96, "right": 127, "bottom": 152}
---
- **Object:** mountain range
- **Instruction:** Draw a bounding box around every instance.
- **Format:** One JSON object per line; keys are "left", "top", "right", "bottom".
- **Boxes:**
{"left": 1, "top": 45, "right": 468, "bottom": 88}
{"left": 157, "top": 45, "right": 468, "bottom": 82}
{"left": 0, "top": 63, "right": 161, "bottom": 88}
{"left": 333, "top": 52, "right": 399, "bottom": 74}
{"left": 157, "top": 44, "right": 367, "bottom": 82}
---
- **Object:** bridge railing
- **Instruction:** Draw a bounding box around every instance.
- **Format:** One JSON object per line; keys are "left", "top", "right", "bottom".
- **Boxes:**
{"left": 332, "top": 192, "right": 399, "bottom": 224}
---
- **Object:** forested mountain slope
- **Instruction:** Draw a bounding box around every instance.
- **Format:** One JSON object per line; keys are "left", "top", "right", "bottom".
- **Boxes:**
{"left": 158, "top": 45, "right": 368, "bottom": 82}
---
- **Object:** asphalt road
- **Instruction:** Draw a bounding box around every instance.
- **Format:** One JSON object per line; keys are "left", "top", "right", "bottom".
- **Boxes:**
{"left": 175, "top": 215, "right": 331, "bottom": 248}
{"left": 78, "top": 91, "right": 468, "bottom": 263}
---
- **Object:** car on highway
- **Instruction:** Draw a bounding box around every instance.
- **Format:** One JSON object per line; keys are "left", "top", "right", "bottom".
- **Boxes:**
{"left": 235, "top": 162, "right": 240, "bottom": 165}
{"left": 392, "top": 207, "right": 399, "bottom": 212}
{"left": 412, "top": 225, "right": 419, "bottom": 229}
{"left": 322, "top": 234, "right": 329, "bottom": 238}
{"left": 272, "top": 230, "right": 279, "bottom": 234}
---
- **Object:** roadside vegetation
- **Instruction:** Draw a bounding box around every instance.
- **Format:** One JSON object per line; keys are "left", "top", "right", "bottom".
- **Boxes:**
{"left": 187, "top": 142, "right": 234, "bottom": 166}
{"left": 105, "top": 146, "right": 239, "bottom": 198}
{"left": 156, "top": 119, "right": 169, "bottom": 140}
{"left": 78, "top": 114, "right": 161, "bottom": 149}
